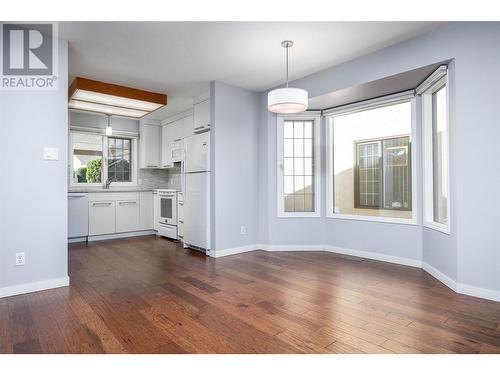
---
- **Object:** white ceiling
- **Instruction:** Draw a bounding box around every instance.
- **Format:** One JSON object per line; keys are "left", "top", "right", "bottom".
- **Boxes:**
{"left": 60, "top": 22, "right": 444, "bottom": 120}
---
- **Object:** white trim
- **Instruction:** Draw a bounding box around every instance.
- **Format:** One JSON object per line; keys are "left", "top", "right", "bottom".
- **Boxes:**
{"left": 457, "top": 283, "right": 500, "bottom": 302}
{"left": 327, "top": 213, "right": 417, "bottom": 225}
{"left": 210, "top": 243, "right": 500, "bottom": 302}
{"left": 415, "top": 65, "right": 448, "bottom": 95}
{"left": 69, "top": 130, "right": 139, "bottom": 189}
{"left": 264, "top": 244, "right": 325, "bottom": 252}
{"left": 323, "top": 245, "right": 422, "bottom": 268}
{"left": 276, "top": 114, "right": 321, "bottom": 218}
{"left": 322, "top": 90, "right": 415, "bottom": 117}
{"left": 325, "top": 97, "right": 418, "bottom": 225}
{"left": 0, "top": 276, "right": 69, "bottom": 299}
{"left": 213, "top": 243, "right": 420, "bottom": 267}
{"left": 422, "top": 262, "right": 457, "bottom": 291}
{"left": 423, "top": 220, "right": 450, "bottom": 235}
{"left": 87, "top": 230, "right": 156, "bottom": 242}
{"left": 211, "top": 244, "right": 263, "bottom": 258}
{"left": 421, "top": 69, "right": 450, "bottom": 234}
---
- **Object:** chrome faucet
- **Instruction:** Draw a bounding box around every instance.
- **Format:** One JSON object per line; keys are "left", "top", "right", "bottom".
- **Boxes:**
{"left": 104, "top": 177, "right": 115, "bottom": 189}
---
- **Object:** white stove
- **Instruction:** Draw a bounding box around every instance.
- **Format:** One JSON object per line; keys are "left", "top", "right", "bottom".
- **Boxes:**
{"left": 157, "top": 189, "right": 178, "bottom": 240}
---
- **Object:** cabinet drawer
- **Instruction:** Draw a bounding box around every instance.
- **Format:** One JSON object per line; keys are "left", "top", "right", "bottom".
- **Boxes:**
{"left": 89, "top": 201, "right": 116, "bottom": 236}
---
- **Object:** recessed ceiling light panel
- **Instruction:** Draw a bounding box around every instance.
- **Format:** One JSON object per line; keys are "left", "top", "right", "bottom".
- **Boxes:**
{"left": 68, "top": 77, "right": 167, "bottom": 118}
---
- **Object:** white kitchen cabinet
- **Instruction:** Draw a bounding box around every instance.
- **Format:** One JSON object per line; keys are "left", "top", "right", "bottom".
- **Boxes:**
{"left": 116, "top": 200, "right": 140, "bottom": 233}
{"left": 171, "top": 119, "right": 184, "bottom": 143}
{"left": 161, "top": 125, "right": 173, "bottom": 168}
{"left": 153, "top": 192, "right": 159, "bottom": 231}
{"left": 68, "top": 193, "right": 89, "bottom": 238}
{"left": 193, "top": 99, "right": 210, "bottom": 132}
{"left": 139, "top": 122, "right": 161, "bottom": 168}
{"left": 140, "top": 192, "right": 154, "bottom": 230}
{"left": 89, "top": 201, "right": 116, "bottom": 236}
{"left": 182, "top": 115, "right": 194, "bottom": 138}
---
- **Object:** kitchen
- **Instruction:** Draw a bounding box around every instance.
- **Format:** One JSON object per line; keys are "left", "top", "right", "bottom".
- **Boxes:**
{"left": 67, "top": 77, "right": 211, "bottom": 254}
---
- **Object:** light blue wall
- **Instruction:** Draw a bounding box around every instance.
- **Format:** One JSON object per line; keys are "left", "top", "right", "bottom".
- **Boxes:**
{"left": 211, "top": 81, "right": 260, "bottom": 252}
{"left": 0, "top": 39, "right": 69, "bottom": 292}
{"left": 258, "top": 22, "right": 500, "bottom": 292}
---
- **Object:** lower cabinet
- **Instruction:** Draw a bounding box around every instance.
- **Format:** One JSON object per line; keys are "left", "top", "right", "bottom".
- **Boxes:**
{"left": 140, "top": 192, "right": 154, "bottom": 230}
{"left": 89, "top": 201, "right": 116, "bottom": 236}
{"left": 88, "top": 192, "right": 153, "bottom": 237}
{"left": 116, "top": 200, "right": 140, "bottom": 233}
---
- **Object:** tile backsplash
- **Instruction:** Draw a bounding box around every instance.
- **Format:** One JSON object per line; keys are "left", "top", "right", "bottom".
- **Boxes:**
{"left": 139, "top": 168, "right": 182, "bottom": 190}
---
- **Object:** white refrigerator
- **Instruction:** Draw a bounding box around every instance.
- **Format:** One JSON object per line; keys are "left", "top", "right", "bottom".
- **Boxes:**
{"left": 184, "top": 131, "right": 210, "bottom": 252}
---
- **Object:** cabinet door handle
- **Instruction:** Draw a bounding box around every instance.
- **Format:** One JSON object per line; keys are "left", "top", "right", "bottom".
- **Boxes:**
{"left": 179, "top": 220, "right": 184, "bottom": 224}
{"left": 194, "top": 126, "right": 204, "bottom": 130}
{"left": 119, "top": 201, "right": 137, "bottom": 206}
{"left": 146, "top": 165, "right": 157, "bottom": 168}
{"left": 92, "top": 202, "right": 112, "bottom": 207}
{"left": 174, "top": 138, "right": 182, "bottom": 142}
{"left": 178, "top": 202, "right": 184, "bottom": 206}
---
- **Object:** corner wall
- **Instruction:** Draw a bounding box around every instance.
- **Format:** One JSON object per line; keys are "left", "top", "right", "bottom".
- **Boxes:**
{"left": 211, "top": 81, "right": 260, "bottom": 254}
{"left": 0, "top": 39, "right": 69, "bottom": 297}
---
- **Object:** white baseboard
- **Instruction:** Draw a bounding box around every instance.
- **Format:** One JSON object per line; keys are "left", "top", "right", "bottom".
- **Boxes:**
{"left": 87, "top": 230, "right": 156, "bottom": 242}
{"left": 263, "top": 244, "right": 325, "bottom": 252}
{"left": 215, "top": 243, "right": 420, "bottom": 268}
{"left": 213, "top": 243, "right": 500, "bottom": 303}
{"left": 422, "top": 262, "right": 458, "bottom": 291}
{"left": 457, "top": 282, "right": 500, "bottom": 302}
{"left": 211, "top": 244, "right": 262, "bottom": 258}
{"left": 0, "top": 276, "right": 70, "bottom": 299}
{"left": 324, "top": 245, "right": 422, "bottom": 268}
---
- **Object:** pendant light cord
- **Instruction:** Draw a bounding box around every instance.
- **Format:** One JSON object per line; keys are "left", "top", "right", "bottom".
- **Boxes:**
{"left": 285, "top": 44, "right": 289, "bottom": 88}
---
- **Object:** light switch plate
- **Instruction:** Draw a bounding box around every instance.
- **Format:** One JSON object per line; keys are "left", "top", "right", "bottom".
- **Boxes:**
{"left": 43, "top": 147, "right": 59, "bottom": 161}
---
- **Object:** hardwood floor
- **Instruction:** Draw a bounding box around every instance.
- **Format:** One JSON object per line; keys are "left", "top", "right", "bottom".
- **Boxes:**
{"left": 1, "top": 235, "right": 500, "bottom": 353}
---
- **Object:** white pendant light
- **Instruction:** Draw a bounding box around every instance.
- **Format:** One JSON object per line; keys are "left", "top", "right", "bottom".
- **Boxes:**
{"left": 106, "top": 115, "right": 113, "bottom": 136}
{"left": 268, "top": 40, "right": 308, "bottom": 114}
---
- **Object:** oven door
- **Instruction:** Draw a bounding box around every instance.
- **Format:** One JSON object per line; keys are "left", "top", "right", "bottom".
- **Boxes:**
{"left": 159, "top": 194, "right": 177, "bottom": 225}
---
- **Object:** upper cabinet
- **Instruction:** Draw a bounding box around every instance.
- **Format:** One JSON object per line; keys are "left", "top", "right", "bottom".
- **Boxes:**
{"left": 161, "top": 124, "right": 173, "bottom": 168}
{"left": 193, "top": 99, "right": 210, "bottom": 132}
{"left": 139, "top": 121, "right": 161, "bottom": 169}
{"left": 182, "top": 115, "right": 194, "bottom": 138}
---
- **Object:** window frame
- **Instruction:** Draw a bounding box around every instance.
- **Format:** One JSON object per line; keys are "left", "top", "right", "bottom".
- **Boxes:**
{"left": 354, "top": 135, "right": 412, "bottom": 211}
{"left": 420, "top": 69, "right": 450, "bottom": 235}
{"left": 325, "top": 94, "right": 418, "bottom": 225}
{"left": 276, "top": 113, "right": 321, "bottom": 218}
{"left": 69, "top": 129, "right": 138, "bottom": 188}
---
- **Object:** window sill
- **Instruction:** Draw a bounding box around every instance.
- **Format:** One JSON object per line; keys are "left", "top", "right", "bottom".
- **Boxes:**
{"left": 424, "top": 221, "right": 450, "bottom": 235}
{"left": 277, "top": 212, "right": 321, "bottom": 219}
{"left": 327, "top": 213, "right": 417, "bottom": 225}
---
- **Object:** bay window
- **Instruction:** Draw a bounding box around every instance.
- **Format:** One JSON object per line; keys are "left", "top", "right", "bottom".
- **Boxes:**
{"left": 326, "top": 92, "right": 416, "bottom": 223}
{"left": 419, "top": 65, "right": 450, "bottom": 233}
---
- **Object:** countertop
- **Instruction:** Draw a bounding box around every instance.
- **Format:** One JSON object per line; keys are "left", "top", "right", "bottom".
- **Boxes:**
{"left": 68, "top": 188, "right": 162, "bottom": 194}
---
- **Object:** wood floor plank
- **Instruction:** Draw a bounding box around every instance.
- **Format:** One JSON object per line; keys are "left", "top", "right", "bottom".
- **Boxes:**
{"left": 0, "top": 235, "right": 499, "bottom": 353}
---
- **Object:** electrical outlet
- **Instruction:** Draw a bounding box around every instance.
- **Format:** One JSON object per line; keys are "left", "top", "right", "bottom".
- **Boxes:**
{"left": 240, "top": 226, "right": 247, "bottom": 235}
{"left": 15, "top": 252, "right": 25, "bottom": 266}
